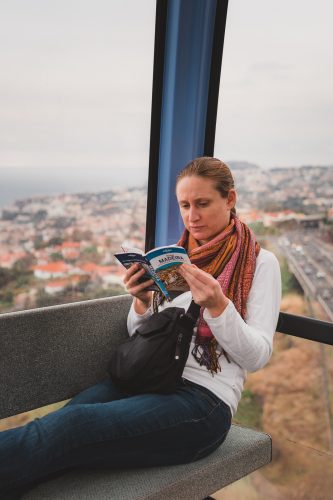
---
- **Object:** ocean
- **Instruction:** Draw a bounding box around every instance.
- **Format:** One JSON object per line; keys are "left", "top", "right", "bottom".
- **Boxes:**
{"left": 0, "top": 166, "right": 148, "bottom": 209}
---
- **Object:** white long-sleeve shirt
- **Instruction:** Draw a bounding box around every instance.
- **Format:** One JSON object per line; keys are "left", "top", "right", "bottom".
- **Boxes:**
{"left": 127, "top": 248, "right": 281, "bottom": 416}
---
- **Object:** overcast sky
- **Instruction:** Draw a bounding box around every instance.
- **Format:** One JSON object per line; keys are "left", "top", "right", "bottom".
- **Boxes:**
{"left": 0, "top": 0, "right": 155, "bottom": 171}
{"left": 0, "top": 0, "right": 332, "bottom": 172}
{"left": 215, "top": 0, "right": 333, "bottom": 168}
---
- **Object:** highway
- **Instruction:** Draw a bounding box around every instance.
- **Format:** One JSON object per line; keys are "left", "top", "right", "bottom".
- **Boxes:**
{"left": 276, "top": 229, "right": 333, "bottom": 321}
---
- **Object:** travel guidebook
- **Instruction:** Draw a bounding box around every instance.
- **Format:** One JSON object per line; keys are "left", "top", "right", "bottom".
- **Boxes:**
{"left": 114, "top": 245, "right": 191, "bottom": 301}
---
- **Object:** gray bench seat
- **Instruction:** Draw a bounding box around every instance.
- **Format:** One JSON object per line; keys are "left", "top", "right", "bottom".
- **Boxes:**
{"left": 0, "top": 295, "right": 272, "bottom": 499}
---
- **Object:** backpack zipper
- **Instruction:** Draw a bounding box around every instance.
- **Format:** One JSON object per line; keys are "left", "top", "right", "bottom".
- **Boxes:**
{"left": 175, "top": 332, "right": 183, "bottom": 359}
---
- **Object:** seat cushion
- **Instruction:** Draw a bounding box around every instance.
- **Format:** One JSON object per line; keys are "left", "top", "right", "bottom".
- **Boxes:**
{"left": 23, "top": 425, "right": 272, "bottom": 500}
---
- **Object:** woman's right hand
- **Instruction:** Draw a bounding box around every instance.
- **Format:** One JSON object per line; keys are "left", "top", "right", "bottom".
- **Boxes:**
{"left": 123, "top": 264, "right": 154, "bottom": 313}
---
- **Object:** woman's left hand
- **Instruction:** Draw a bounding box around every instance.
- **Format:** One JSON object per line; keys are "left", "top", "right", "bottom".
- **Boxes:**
{"left": 178, "top": 264, "right": 229, "bottom": 317}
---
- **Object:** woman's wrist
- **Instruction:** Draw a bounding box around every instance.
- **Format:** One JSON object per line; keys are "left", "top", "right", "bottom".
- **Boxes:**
{"left": 133, "top": 296, "right": 152, "bottom": 315}
{"left": 206, "top": 296, "right": 229, "bottom": 318}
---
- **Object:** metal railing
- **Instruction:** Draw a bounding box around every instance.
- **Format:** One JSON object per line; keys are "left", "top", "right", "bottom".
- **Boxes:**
{"left": 277, "top": 312, "right": 333, "bottom": 345}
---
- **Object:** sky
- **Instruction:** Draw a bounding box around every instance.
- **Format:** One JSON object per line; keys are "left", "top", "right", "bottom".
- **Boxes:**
{"left": 215, "top": 0, "right": 333, "bottom": 168}
{"left": 0, "top": 0, "right": 155, "bottom": 172}
{"left": 0, "top": 0, "right": 332, "bottom": 175}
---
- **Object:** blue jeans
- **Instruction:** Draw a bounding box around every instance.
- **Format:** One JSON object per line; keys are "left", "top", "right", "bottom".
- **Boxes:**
{"left": 0, "top": 378, "right": 231, "bottom": 498}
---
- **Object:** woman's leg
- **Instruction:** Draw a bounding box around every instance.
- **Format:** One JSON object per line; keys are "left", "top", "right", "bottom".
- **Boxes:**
{"left": 0, "top": 380, "right": 231, "bottom": 496}
{"left": 0, "top": 379, "right": 127, "bottom": 500}
{"left": 65, "top": 378, "right": 126, "bottom": 406}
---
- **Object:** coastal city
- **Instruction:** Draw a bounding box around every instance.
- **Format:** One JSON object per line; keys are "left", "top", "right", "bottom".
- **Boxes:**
{"left": 0, "top": 186, "right": 146, "bottom": 312}
{"left": 0, "top": 163, "right": 332, "bottom": 315}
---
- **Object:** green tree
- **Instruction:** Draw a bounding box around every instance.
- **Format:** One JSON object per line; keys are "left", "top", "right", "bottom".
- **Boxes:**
{"left": 233, "top": 389, "right": 263, "bottom": 430}
{"left": 15, "top": 274, "right": 31, "bottom": 288}
{"left": 47, "top": 236, "right": 64, "bottom": 246}
{"left": 0, "top": 267, "right": 13, "bottom": 288}
{"left": 0, "top": 290, "right": 14, "bottom": 304}
{"left": 12, "top": 255, "right": 35, "bottom": 275}
{"left": 280, "top": 260, "right": 303, "bottom": 296}
{"left": 34, "top": 236, "right": 45, "bottom": 249}
{"left": 82, "top": 246, "right": 100, "bottom": 263}
{"left": 50, "top": 252, "right": 63, "bottom": 262}
{"left": 248, "top": 221, "right": 277, "bottom": 236}
{"left": 36, "top": 289, "right": 59, "bottom": 308}
{"left": 72, "top": 229, "right": 93, "bottom": 242}
{"left": 75, "top": 276, "right": 91, "bottom": 293}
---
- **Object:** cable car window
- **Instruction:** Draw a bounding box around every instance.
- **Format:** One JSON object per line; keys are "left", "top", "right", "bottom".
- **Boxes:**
{"left": 214, "top": 2, "right": 333, "bottom": 498}
{"left": 0, "top": 0, "right": 155, "bottom": 313}
{"left": 215, "top": 0, "right": 333, "bottom": 324}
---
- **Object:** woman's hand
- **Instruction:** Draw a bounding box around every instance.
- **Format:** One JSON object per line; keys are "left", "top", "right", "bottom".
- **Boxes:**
{"left": 178, "top": 264, "right": 229, "bottom": 317}
{"left": 123, "top": 264, "right": 154, "bottom": 314}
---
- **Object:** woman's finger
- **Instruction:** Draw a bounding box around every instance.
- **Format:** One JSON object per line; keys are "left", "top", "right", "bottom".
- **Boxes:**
{"left": 126, "top": 268, "right": 154, "bottom": 291}
{"left": 179, "top": 268, "right": 205, "bottom": 289}
{"left": 128, "top": 279, "right": 154, "bottom": 295}
{"left": 179, "top": 270, "right": 215, "bottom": 302}
{"left": 179, "top": 264, "right": 225, "bottom": 307}
{"left": 127, "top": 280, "right": 154, "bottom": 295}
{"left": 123, "top": 263, "right": 141, "bottom": 283}
{"left": 179, "top": 264, "right": 214, "bottom": 285}
{"left": 124, "top": 266, "right": 147, "bottom": 287}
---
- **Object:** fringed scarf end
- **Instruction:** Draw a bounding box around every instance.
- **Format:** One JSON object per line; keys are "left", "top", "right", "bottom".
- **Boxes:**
{"left": 191, "top": 339, "right": 226, "bottom": 375}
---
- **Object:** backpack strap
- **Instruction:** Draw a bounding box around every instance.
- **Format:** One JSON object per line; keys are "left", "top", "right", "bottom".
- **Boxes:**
{"left": 182, "top": 300, "right": 201, "bottom": 328}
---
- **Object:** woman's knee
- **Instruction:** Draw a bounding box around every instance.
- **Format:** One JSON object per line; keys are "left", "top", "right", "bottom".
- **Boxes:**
{"left": 66, "top": 378, "right": 125, "bottom": 406}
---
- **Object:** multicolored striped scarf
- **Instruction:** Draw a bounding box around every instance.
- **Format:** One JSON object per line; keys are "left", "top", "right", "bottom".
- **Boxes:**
{"left": 177, "top": 213, "right": 260, "bottom": 374}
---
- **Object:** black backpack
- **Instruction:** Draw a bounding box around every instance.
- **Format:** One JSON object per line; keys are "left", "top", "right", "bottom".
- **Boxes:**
{"left": 108, "top": 300, "right": 201, "bottom": 394}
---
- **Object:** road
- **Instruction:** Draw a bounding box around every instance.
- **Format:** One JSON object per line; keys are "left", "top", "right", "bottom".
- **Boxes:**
{"left": 275, "top": 229, "right": 333, "bottom": 453}
{"left": 276, "top": 229, "right": 333, "bottom": 321}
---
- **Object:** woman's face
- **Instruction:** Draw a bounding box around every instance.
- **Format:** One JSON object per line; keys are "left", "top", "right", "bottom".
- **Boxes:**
{"left": 176, "top": 175, "right": 236, "bottom": 245}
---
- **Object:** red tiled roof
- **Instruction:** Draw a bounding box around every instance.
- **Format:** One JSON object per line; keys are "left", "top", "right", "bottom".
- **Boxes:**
{"left": 62, "top": 242, "right": 81, "bottom": 249}
{"left": 80, "top": 263, "right": 99, "bottom": 273}
{"left": 46, "top": 276, "right": 81, "bottom": 288}
{"left": 33, "top": 261, "right": 69, "bottom": 273}
{"left": 63, "top": 250, "right": 80, "bottom": 259}
{"left": 0, "top": 252, "right": 26, "bottom": 263}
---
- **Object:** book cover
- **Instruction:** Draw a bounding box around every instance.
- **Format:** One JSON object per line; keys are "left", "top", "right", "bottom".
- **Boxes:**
{"left": 114, "top": 245, "right": 191, "bottom": 300}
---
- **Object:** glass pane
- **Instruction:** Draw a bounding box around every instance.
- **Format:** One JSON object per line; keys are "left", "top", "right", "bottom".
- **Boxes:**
{"left": 212, "top": 338, "right": 333, "bottom": 499}
{"left": 0, "top": 0, "right": 155, "bottom": 313}
{"left": 215, "top": 0, "right": 333, "bottom": 323}
{"left": 234, "top": 339, "right": 333, "bottom": 453}
{"left": 213, "top": 437, "right": 333, "bottom": 499}
{"left": 214, "top": 1, "right": 333, "bottom": 497}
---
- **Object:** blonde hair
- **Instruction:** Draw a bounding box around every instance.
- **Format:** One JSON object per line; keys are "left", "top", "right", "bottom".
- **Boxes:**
{"left": 176, "top": 156, "right": 236, "bottom": 214}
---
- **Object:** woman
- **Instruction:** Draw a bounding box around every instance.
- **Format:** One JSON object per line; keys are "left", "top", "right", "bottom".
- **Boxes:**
{"left": 0, "top": 157, "right": 281, "bottom": 498}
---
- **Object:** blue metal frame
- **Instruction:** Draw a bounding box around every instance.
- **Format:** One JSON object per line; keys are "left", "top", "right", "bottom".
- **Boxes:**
{"left": 154, "top": 0, "right": 219, "bottom": 246}
{"left": 146, "top": 0, "right": 228, "bottom": 250}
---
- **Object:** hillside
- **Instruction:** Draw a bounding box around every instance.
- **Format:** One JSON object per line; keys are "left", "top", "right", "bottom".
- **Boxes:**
{"left": 215, "top": 292, "right": 333, "bottom": 500}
